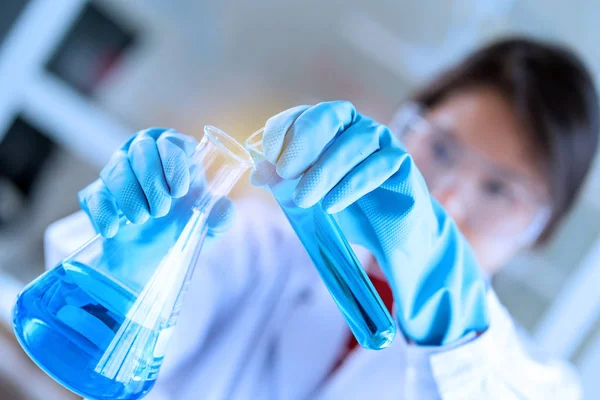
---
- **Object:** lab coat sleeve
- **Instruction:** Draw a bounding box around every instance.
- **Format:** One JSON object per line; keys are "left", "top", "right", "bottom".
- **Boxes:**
{"left": 404, "top": 290, "right": 583, "bottom": 400}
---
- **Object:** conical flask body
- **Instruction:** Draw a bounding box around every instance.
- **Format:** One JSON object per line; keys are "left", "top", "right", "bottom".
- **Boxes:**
{"left": 13, "top": 127, "right": 251, "bottom": 400}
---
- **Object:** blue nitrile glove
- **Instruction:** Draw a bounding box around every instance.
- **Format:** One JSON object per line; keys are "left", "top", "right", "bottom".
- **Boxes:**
{"left": 253, "top": 101, "right": 489, "bottom": 346}
{"left": 79, "top": 128, "right": 234, "bottom": 238}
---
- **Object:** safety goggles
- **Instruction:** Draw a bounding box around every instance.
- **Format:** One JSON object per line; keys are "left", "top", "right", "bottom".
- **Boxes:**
{"left": 389, "top": 103, "right": 551, "bottom": 243}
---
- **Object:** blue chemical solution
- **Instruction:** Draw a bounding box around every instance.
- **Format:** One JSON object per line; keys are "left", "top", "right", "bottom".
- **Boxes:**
{"left": 13, "top": 179, "right": 207, "bottom": 400}
{"left": 258, "top": 161, "right": 396, "bottom": 350}
{"left": 13, "top": 261, "right": 172, "bottom": 400}
{"left": 13, "top": 133, "right": 244, "bottom": 399}
{"left": 278, "top": 199, "right": 396, "bottom": 349}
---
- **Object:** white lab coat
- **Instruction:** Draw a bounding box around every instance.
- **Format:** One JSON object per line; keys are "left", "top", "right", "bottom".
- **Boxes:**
{"left": 45, "top": 199, "right": 582, "bottom": 400}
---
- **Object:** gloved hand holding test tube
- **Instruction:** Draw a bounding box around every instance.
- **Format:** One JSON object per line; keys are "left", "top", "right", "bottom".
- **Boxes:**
{"left": 245, "top": 126, "right": 397, "bottom": 351}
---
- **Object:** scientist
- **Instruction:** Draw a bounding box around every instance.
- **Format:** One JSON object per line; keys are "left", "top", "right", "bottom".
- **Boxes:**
{"left": 75, "top": 38, "right": 598, "bottom": 398}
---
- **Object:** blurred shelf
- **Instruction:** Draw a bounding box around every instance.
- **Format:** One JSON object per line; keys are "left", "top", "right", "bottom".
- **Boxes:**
{"left": 0, "top": 0, "right": 87, "bottom": 140}
{"left": 500, "top": 212, "right": 600, "bottom": 304}
{"left": 532, "top": 232, "right": 600, "bottom": 359}
{"left": 0, "top": 116, "right": 56, "bottom": 198}
{"left": 0, "top": 0, "right": 29, "bottom": 48}
{"left": 23, "top": 72, "right": 130, "bottom": 168}
{"left": 46, "top": 1, "right": 138, "bottom": 96}
{"left": 493, "top": 272, "right": 549, "bottom": 332}
{"left": 0, "top": 0, "right": 136, "bottom": 168}
{"left": 494, "top": 195, "right": 600, "bottom": 359}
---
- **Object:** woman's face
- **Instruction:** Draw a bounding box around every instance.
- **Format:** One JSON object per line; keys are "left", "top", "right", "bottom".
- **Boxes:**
{"left": 400, "top": 86, "right": 550, "bottom": 274}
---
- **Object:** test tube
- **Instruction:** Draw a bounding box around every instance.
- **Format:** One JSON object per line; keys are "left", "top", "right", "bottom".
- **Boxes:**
{"left": 245, "top": 129, "right": 396, "bottom": 350}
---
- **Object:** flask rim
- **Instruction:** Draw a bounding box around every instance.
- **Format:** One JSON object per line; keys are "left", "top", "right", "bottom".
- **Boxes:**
{"left": 203, "top": 125, "right": 254, "bottom": 168}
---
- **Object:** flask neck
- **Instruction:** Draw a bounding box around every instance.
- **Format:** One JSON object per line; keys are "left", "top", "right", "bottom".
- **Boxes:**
{"left": 188, "top": 126, "right": 253, "bottom": 212}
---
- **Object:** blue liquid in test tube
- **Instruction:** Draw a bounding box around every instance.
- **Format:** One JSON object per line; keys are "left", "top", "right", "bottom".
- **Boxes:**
{"left": 246, "top": 131, "right": 396, "bottom": 350}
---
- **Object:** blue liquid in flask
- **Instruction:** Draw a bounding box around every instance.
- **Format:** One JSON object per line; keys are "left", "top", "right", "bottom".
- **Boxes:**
{"left": 13, "top": 126, "right": 252, "bottom": 400}
{"left": 13, "top": 261, "right": 166, "bottom": 400}
{"left": 13, "top": 203, "right": 206, "bottom": 400}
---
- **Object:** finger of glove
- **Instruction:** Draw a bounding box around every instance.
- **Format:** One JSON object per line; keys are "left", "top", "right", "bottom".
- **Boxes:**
{"left": 156, "top": 130, "right": 197, "bottom": 198}
{"left": 78, "top": 179, "right": 120, "bottom": 238}
{"left": 263, "top": 105, "right": 311, "bottom": 165}
{"left": 100, "top": 150, "right": 150, "bottom": 224}
{"left": 274, "top": 101, "right": 358, "bottom": 180}
{"left": 128, "top": 133, "right": 172, "bottom": 217}
{"left": 249, "top": 163, "right": 271, "bottom": 187}
{"left": 323, "top": 146, "right": 407, "bottom": 214}
{"left": 122, "top": 128, "right": 196, "bottom": 158}
{"left": 293, "top": 120, "right": 384, "bottom": 208}
{"left": 206, "top": 196, "right": 235, "bottom": 236}
{"left": 118, "top": 127, "right": 168, "bottom": 152}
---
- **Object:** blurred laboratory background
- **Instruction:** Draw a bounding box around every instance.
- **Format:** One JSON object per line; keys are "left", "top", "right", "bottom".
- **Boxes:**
{"left": 1, "top": 0, "right": 600, "bottom": 398}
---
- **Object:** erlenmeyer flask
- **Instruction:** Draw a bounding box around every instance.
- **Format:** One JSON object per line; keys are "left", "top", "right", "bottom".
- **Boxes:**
{"left": 12, "top": 126, "right": 252, "bottom": 400}
{"left": 245, "top": 129, "right": 396, "bottom": 350}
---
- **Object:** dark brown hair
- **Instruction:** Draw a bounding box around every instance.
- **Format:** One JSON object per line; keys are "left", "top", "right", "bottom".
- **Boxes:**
{"left": 412, "top": 37, "right": 599, "bottom": 244}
